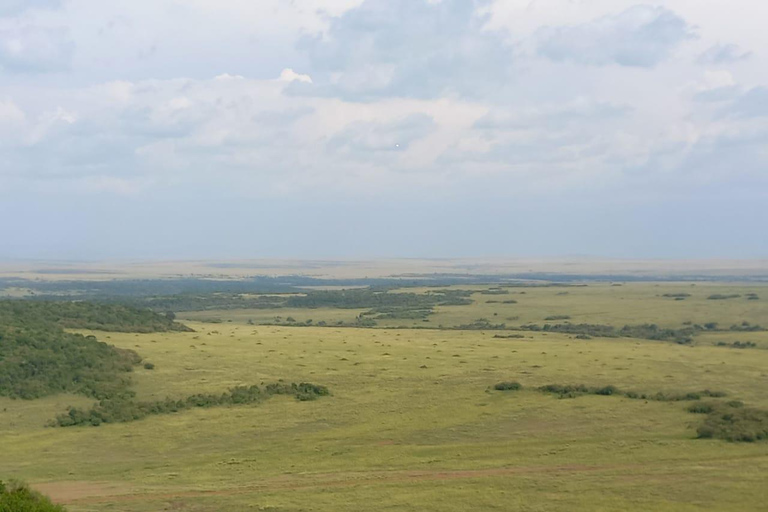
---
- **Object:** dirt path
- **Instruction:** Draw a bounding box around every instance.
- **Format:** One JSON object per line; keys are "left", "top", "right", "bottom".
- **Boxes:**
{"left": 37, "top": 463, "right": 633, "bottom": 506}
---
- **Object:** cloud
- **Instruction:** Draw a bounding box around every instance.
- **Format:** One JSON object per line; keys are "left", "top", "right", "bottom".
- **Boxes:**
{"left": 294, "top": 0, "right": 515, "bottom": 100}
{"left": 474, "top": 98, "right": 631, "bottom": 131}
{"left": 0, "top": 0, "right": 61, "bottom": 16}
{"left": 726, "top": 87, "right": 768, "bottom": 118}
{"left": 0, "top": 99, "right": 27, "bottom": 142}
{"left": 327, "top": 113, "right": 436, "bottom": 157}
{"left": 698, "top": 43, "right": 752, "bottom": 65}
{"left": 0, "top": 25, "right": 74, "bottom": 72}
{"left": 279, "top": 68, "right": 313, "bottom": 83}
{"left": 689, "top": 70, "right": 740, "bottom": 103}
{"left": 535, "top": 5, "right": 693, "bottom": 67}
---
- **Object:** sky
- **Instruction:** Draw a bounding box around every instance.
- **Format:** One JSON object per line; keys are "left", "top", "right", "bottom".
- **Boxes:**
{"left": 0, "top": 0, "right": 766, "bottom": 260}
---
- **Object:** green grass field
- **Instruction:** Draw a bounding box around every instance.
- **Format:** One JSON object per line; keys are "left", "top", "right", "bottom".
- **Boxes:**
{"left": 2, "top": 283, "right": 767, "bottom": 511}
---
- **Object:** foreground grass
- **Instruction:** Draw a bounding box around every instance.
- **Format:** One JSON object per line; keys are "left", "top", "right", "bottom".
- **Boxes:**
{"left": 2, "top": 312, "right": 768, "bottom": 511}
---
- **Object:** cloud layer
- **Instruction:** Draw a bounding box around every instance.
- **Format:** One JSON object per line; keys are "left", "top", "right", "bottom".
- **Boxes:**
{"left": 0, "top": 0, "right": 767, "bottom": 258}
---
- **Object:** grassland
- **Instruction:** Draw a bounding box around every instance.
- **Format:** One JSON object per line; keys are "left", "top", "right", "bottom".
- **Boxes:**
{"left": 1, "top": 282, "right": 767, "bottom": 511}
{"left": 182, "top": 283, "right": 768, "bottom": 345}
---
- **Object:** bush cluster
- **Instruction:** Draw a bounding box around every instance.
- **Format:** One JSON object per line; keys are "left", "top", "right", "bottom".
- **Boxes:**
{"left": 518, "top": 323, "right": 695, "bottom": 344}
{"left": 707, "top": 294, "right": 742, "bottom": 300}
{"left": 0, "top": 480, "right": 66, "bottom": 511}
{"left": 0, "top": 300, "right": 192, "bottom": 333}
{"left": 537, "top": 384, "right": 726, "bottom": 402}
{"left": 715, "top": 341, "right": 757, "bottom": 349}
{"left": 695, "top": 404, "right": 768, "bottom": 442}
{"left": 479, "top": 289, "right": 509, "bottom": 296}
{"left": 55, "top": 382, "right": 330, "bottom": 427}
{"left": 493, "top": 381, "right": 522, "bottom": 391}
{"left": 0, "top": 301, "right": 185, "bottom": 400}
{"left": 455, "top": 319, "right": 507, "bottom": 330}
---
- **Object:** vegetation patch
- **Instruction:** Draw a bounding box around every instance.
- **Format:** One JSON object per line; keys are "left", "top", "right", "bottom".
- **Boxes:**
{"left": 494, "top": 382, "right": 726, "bottom": 402}
{"left": 518, "top": 323, "right": 696, "bottom": 344}
{"left": 694, "top": 404, "right": 768, "bottom": 442}
{"left": 728, "top": 322, "right": 765, "bottom": 332}
{"left": 0, "top": 300, "right": 192, "bottom": 333}
{"left": 494, "top": 381, "right": 763, "bottom": 442}
{"left": 0, "top": 480, "right": 66, "bottom": 511}
{"left": 285, "top": 289, "right": 472, "bottom": 309}
{"left": 707, "top": 294, "right": 742, "bottom": 300}
{"left": 367, "top": 307, "right": 434, "bottom": 320}
{"left": 55, "top": 382, "right": 330, "bottom": 427}
{"left": 0, "top": 326, "right": 141, "bottom": 400}
{"left": 715, "top": 341, "right": 757, "bottom": 349}
{"left": 455, "top": 319, "right": 507, "bottom": 330}
{"left": 479, "top": 289, "right": 509, "bottom": 296}
{"left": 0, "top": 301, "right": 195, "bottom": 400}
{"left": 493, "top": 381, "right": 522, "bottom": 391}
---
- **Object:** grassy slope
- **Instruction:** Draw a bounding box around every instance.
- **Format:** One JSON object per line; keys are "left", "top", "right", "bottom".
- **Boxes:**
{"left": 1, "top": 318, "right": 767, "bottom": 509}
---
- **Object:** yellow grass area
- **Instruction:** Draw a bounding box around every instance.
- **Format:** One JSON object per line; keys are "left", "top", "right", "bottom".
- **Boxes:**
{"left": 2, "top": 307, "right": 768, "bottom": 511}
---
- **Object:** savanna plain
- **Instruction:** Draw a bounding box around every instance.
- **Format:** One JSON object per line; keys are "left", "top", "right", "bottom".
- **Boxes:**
{"left": 2, "top": 277, "right": 768, "bottom": 511}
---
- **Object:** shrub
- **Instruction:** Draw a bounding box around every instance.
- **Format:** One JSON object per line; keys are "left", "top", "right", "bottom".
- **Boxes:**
{"left": 687, "top": 402, "right": 716, "bottom": 414}
{"left": 479, "top": 289, "right": 509, "bottom": 295}
{"left": 696, "top": 406, "right": 768, "bottom": 442}
{"left": 594, "top": 385, "right": 620, "bottom": 396}
{"left": 494, "top": 381, "right": 522, "bottom": 391}
{"left": 729, "top": 322, "right": 765, "bottom": 332}
{"left": 0, "top": 480, "right": 66, "bottom": 511}
{"left": 456, "top": 319, "right": 506, "bottom": 330}
{"left": 143, "top": 362, "right": 155, "bottom": 370}
{"left": 538, "top": 384, "right": 592, "bottom": 398}
{"left": 55, "top": 382, "right": 330, "bottom": 427}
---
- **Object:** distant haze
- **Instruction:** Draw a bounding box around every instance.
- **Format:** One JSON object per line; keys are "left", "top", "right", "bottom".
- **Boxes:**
{"left": 1, "top": 1, "right": 766, "bottom": 259}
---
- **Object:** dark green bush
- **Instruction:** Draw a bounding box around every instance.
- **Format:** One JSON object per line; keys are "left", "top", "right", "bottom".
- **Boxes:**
{"left": 494, "top": 382, "right": 522, "bottom": 391}
{"left": 456, "top": 319, "right": 506, "bottom": 330}
{"left": 687, "top": 402, "right": 716, "bottom": 414}
{"left": 518, "top": 323, "right": 694, "bottom": 343}
{"left": 538, "top": 384, "right": 592, "bottom": 398}
{"left": 55, "top": 382, "right": 330, "bottom": 427}
{"left": 696, "top": 406, "right": 768, "bottom": 442}
{"left": 0, "top": 480, "right": 66, "bottom": 511}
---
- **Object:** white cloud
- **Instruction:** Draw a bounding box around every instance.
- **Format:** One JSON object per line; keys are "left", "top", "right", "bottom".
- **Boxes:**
{"left": 535, "top": 5, "right": 693, "bottom": 68}
{"left": 279, "top": 68, "right": 313, "bottom": 84}
{"left": 0, "top": 0, "right": 62, "bottom": 17}
{"left": 698, "top": 43, "right": 752, "bottom": 65}
{"left": 294, "top": 0, "right": 516, "bottom": 100}
{"left": 0, "top": 24, "right": 73, "bottom": 72}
